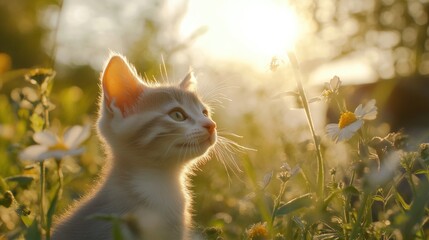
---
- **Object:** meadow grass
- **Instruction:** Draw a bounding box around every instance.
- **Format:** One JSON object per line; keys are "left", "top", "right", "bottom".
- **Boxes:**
{"left": 1, "top": 55, "right": 429, "bottom": 240}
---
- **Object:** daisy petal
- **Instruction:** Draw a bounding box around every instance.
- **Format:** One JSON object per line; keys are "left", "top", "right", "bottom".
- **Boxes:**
{"left": 330, "top": 76, "right": 341, "bottom": 91}
{"left": 338, "top": 129, "right": 355, "bottom": 141}
{"left": 362, "top": 109, "right": 377, "bottom": 120}
{"left": 355, "top": 99, "right": 377, "bottom": 120}
{"left": 33, "top": 131, "right": 58, "bottom": 146}
{"left": 354, "top": 104, "right": 364, "bottom": 117}
{"left": 326, "top": 123, "right": 340, "bottom": 142}
{"left": 66, "top": 147, "right": 85, "bottom": 156}
{"left": 64, "top": 125, "right": 90, "bottom": 149}
{"left": 39, "top": 148, "right": 84, "bottom": 159}
{"left": 38, "top": 150, "right": 68, "bottom": 160}
{"left": 337, "top": 120, "right": 363, "bottom": 142}
{"left": 346, "top": 119, "right": 363, "bottom": 132}
{"left": 19, "top": 145, "right": 49, "bottom": 162}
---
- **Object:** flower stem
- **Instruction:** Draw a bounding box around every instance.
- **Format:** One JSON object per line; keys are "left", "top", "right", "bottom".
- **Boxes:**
{"left": 270, "top": 181, "right": 287, "bottom": 229}
{"left": 350, "top": 192, "right": 370, "bottom": 239}
{"left": 57, "top": 160, "right": 64, "bottom": 199}
{"left": 287, "top": 52, "right": 325, "bottom": 200}
{"left": 39, "top": 161, "right": 46, "bottom": 236}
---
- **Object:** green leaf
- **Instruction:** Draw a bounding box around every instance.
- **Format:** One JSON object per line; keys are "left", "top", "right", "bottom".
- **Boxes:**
{"left": 112, "top": 221, "right": 124, "bottom": 240}
{"left": 414, "top": 169, "right": 429, "bottom": 175}
{"left": 395, "top": 192, "right": 410, "bottom": 210}
{"left": 0, "top": 177, "right": 9, "bottom": 193}
{"left": 46, "top": 186, "right": 61, "bottom": 237}
{"left": 275, "top": 193, "right": 313, "bottom": 216}
{"left": 5, "top": 175, "right": 35, "bottom": 188}
{"left": 401, "top": 181, "right": 429, "bottom": 239}
{"left": 20, "top": 214, "right": 33, "bottom": 228}
{"left": 342, "top": 186, "right": 360, "bottom": 196}
{"left": 24, "top": 219, "right": 41, "bottom": 240}
{"left": 323, "top": 189, "right": 342, "bottom": 207}
{"left": 260, "top": 170, "right": 273, "bottom": 190}
{"left": 372, "top": 195, "right": 385, "bottom": 203}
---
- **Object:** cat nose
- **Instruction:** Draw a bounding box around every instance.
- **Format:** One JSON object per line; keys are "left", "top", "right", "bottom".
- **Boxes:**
{"left": 203, "top": 121, "right": 216, "bottom": 135}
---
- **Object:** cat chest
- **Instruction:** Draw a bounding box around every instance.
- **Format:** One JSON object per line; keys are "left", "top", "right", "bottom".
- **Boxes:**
{"left": 129, "top": 176, "right": 188, "bottom": 238}
{"left": 131, "top": 174, "right": 187, "bottom": 210}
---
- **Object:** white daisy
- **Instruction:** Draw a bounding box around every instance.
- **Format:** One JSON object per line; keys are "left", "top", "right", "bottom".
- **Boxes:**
{"left": 19, "top": 125, "right": 90, "bottom": 162}
{"left": 322, "top": 76, "right": 342, "bottom": 99}
{"left": 326, "top": 99, "right": 378, "bottom": 142}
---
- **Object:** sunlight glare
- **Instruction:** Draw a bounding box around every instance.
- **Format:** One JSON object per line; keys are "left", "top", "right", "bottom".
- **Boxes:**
{"left": 232, "top": 1, "right": 299, "bottom": 56}
{"left": 181, "top": 0, "right": 301, "bottom": 70}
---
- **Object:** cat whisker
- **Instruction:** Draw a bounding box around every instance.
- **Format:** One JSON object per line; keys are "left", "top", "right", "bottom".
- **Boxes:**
{"left": 159, "top": 55, "right": 169, "bottom": 84}
{"left": 200, "top": 82, "right": 233, "bottom": 100}
{"left": 200, "top": 83, "right": 234, "bottom": 110}
{"left": 156, "top": 133, "right": 183, "bottom": 138}
{"left": 210, "top": 144, "right": 233, "bottom": 184}
{"left": 217, "top": 135, "right": 256, "bottom": 153}
{"left": 217, "top": 131, "right": 245, "bottom": 139}
{"left": 208, "top": 133, "right": 256, "bottom": 183}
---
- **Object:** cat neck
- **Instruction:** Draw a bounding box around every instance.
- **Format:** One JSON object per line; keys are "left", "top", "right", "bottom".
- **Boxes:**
{"left": 106, "top": 154, "right": 190, "bottom": 199}
{"left": 108, "top": 151, "right": 188, "bottom": 171}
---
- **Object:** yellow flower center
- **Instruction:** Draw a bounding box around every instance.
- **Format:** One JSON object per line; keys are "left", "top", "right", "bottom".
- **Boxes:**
{"left": 247, "top": 223, "right": 269, "bottom": 239}
{"left": 48, "top": 142, "right": 68, "bottom": 151}
{"left": 338, "top": 111, "right": 357, "bottom": 129}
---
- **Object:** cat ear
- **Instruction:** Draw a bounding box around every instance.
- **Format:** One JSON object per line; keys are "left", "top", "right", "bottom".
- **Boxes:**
{"left": 179, "top": 70, "right": 197, "bottom": 92}
{"left": 101, "top": 55, "right": 145, "bottom": 116}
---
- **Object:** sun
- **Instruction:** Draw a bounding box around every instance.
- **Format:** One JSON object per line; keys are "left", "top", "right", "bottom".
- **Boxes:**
{"left": 181, "top": 0, "right": 302, "bottom": 70}
{"left": 230, "top": 1, "right": 300, "bottom": 56}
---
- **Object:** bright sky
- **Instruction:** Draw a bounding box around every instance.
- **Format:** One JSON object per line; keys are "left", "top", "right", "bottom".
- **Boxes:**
{"left": 179, "top": 0, "right": 376, "bottom": 83}
{"left": 51, "top": 0, "right": 376, "bottom": 84}
{"left": 180, "top": 0, "right": 301, "bottom": 71}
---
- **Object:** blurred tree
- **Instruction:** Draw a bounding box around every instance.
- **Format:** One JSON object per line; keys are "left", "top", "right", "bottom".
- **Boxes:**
{"left": 293, "top": 0, "right": 429, "bottom": 79}
{"left": 291, "top": 0, "right": 429, "bottom": 135}
{"left": 0, "top": 0, "right": 59, "bottom": 69}
{"left": 0, "top": 0, "right": 199, "bottom": 114}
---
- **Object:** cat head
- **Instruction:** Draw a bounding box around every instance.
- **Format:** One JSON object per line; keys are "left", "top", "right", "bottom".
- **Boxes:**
{"left": 97, "top": 54, "right": 216, "bottom": 169}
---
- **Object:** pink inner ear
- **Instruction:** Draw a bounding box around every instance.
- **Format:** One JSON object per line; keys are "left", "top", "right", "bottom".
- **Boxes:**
{"left": 102, "top": 55, "right": 145, "bottom": 116}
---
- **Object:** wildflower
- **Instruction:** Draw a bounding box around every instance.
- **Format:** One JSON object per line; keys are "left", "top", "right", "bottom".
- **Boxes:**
{"left": 19, "top": 125, "right": 90, "bottom": 162}
{"left": 269, "top": 56, "right": 283, "bottom": 72}
{"left": 278, "top": 162, "right": 300, "bottom": 183}
{"left": 246, "top": 222, "right": 269, "bottom": 240}
{"left": 322, "top": 76, "right": 341, "bottom": 100}
{"left": 277, "top": 171, "right": 290, "bottom": 183}
{"left": 25, "top": 68, "right": 55, "bottom": 86}
{"left": 326, "top": 99, "right": 377, "bottom": 142}
{"left": 419, "top": 143, "right": 429, "bottom": 162}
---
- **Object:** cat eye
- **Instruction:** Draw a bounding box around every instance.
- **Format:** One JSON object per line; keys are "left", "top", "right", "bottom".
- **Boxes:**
{"left": 169, "top": 108, "right": 187, "bottom": 121}
{"left": 202, "top": 109, "right": 209, "bottom": 117}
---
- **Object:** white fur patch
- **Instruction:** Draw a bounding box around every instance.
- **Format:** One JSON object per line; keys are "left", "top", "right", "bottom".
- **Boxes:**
{"left": 129, "top": 169, "right": 188, "bottom": 239}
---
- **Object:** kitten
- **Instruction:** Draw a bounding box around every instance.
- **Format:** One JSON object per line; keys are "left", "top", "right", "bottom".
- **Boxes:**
{"left": 52, "top": 54, "right": 217, "bottom": 240}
